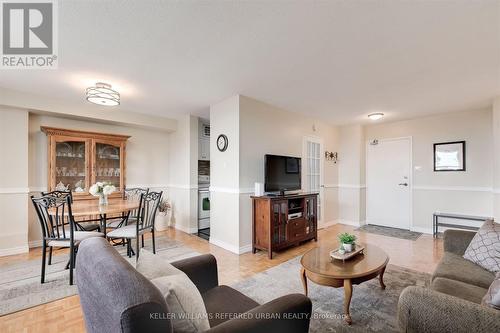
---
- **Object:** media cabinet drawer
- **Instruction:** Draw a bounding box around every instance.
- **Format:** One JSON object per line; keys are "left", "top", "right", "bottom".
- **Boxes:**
{"left": 288, "top": 218, "right": 306, "bottom": 230}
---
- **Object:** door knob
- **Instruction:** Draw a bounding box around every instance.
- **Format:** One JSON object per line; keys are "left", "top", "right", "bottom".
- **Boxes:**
{"left": 398, "top": 183, "right": 408, "bottom": 186}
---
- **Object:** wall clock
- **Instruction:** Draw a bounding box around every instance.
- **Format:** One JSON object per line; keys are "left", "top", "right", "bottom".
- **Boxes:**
{"left": 217, "top": 134, "right": 228, "bottom": 152}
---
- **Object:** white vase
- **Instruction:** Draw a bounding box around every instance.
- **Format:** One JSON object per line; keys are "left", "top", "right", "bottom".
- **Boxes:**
{"left": 343, "top": 243, "right": 353, "bottom": 252}
{"left": 155, "top": 211, "right": 171, "bottom": 231}
{"left": 99, "top": 194, "right": 108, "bottom": 205}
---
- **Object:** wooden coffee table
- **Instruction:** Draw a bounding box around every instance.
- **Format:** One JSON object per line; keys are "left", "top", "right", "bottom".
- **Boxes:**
{"left": 300, "top": 244, "right": 389, "bottom": 324}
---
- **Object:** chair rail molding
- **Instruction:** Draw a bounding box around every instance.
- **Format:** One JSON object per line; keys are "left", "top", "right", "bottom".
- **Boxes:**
{"left": 167, "top": 184, "right": 198, "bottom": 190}
{"left": 412, "top": 185, "right": 493, "bottom": 192}
{"left": 337, "top": 184, "right": 367, "bottom": 189}
{"left": 209, "top": 186, "right": 254, "bottom": 194}
{"left": 0, "top": 187, "right": 29, "bottom": 194}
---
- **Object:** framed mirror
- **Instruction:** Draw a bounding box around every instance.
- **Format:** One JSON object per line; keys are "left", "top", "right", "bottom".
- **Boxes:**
{"left": 433, "top": 141, "right": 466, "bottom": 172}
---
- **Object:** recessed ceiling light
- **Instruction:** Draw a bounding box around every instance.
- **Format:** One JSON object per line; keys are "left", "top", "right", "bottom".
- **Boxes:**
{"left": 368, "top": 112, "right": 384, "bottom": 121}
{"left": 85, "top": 82, "right": 120, "bottom": 106}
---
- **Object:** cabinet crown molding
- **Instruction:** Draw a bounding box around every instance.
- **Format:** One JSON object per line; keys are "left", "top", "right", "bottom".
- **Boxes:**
{"left": 41, "top": 126, "right": 131, "bottom": 141}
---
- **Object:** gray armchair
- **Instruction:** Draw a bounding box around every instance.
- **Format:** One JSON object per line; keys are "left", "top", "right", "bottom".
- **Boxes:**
{"left": 76, "top": 237, "right": 312, "bottom": 333}
{"left": 397, "top": 229, "right": 500, "bottom": 333}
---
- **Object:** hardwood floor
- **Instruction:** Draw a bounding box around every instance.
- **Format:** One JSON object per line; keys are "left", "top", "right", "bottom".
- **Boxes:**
{"left": 0, "top": 224, "right": 443, "bottom": 333}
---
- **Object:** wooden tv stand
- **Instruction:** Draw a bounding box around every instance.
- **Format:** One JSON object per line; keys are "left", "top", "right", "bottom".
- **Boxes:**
{"left": 251, "top": 192, "right": 318, "bottom": 259}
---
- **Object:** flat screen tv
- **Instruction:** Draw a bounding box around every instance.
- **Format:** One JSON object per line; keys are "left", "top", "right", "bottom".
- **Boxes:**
{"left": 265, "top": 154, "right": 301, "bottom": 194}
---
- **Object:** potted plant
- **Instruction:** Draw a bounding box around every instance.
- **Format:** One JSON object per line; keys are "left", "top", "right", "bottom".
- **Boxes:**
{"left": 155, "top": 199, "right": 172, "bottom": 231}
{"left": 89, "top": 182, "right": 116, "bottom": 205}
{"left": 338, "top": 232, "right": 356, "bottom": 252}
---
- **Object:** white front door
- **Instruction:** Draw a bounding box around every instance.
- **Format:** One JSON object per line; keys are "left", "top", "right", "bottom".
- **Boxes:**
{"left": 303, "top": 136, "right": 324, "bottom": 224}
{"left": 366, "top": 137, "right": 411, "bottom": 229}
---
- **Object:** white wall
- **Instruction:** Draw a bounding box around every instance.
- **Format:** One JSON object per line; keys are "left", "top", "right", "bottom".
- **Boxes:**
{"left": 364, "top": 108, "right": 493, "bottom": 232}
{"left": 27, "top": 114, "right": 171, "bottom": 247}
{"left": 239, "top": 95, "right": 339, "bottom": 234}
{"left": 337, "top": 125, "right": 366, "bottom": 225}
{"left": 0, "top": 107, "right": 29, "bottom": 255}
{"left": 167, "top": 114, "right": 198, "bottom": 234}
{"left": 209, "top": 96, "right": 242, "bottom": 253}
{"left": 210, "top": 95, "right": 339, "bottom": 253}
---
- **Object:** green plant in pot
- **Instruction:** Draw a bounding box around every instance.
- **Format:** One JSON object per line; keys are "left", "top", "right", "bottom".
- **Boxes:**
{"left": 338, "top": 233, "right": 356, "bottom": 253}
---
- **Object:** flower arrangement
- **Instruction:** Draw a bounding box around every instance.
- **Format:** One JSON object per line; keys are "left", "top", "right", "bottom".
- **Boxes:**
{"left": 89, "top": 182, "right": 116, "bottom": 205}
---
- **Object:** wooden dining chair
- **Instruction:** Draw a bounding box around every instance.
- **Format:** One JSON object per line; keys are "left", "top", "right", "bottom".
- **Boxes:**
{"left": 107, "top": 191, "right": 162, "bottom": 260}
{"left": 31, "top": 194, "right": 104, "bottom": 285}
{"left": 41, "top": 190, "right": 101, "bottom": 232}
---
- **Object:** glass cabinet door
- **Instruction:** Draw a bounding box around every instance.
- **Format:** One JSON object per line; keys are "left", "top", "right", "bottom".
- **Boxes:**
{"left": 93, "top": 140, "right": 123, "bottom": 191}
{"left": 53, "top": 138, "right": 89, "bottom": 193}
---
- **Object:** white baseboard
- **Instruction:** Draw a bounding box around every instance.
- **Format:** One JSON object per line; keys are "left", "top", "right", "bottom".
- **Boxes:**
{"left": 238, "top": 244, "right": 252, "bottom": 254}
{"left": 318, "top": 220, "right": 337, "bottom": 229}
{"left": 336, "top": 219, "right": 363, "bottom": 227}
{"left": 410, "top": 227, "right": 433, "bottom": 235}
{"left": 173, "top": 224, "right": 198, "bottom": 234}
{"left": 0, "top": 245, "right": 29, "bottom": 257}
{"left": 29, "top": 240, "right": 43, "bottom": 248}
{"left": 209, "top": 237, "right": 251, "bottom": 254}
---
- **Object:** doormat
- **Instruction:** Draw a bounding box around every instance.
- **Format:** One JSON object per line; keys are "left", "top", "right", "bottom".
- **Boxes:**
{"left": 356, "top": 225, "right": 422, "bottom": 241}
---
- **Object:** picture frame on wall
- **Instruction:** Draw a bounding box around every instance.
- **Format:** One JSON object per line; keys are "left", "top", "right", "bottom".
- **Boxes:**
{"left": 433, "top": 141, "right": 466, "bottom": 172}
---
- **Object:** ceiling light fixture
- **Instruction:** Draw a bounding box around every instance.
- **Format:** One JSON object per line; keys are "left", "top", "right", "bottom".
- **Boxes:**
{"left": 85, "top": 82, "right": 120, "bottom": 106}
{"left": 368, "top": 112, "right": 384, "bottom": 121}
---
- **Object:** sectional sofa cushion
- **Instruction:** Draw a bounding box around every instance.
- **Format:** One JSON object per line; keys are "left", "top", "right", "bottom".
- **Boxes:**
{"left": 432, "top": 252, "right": 495, "bottom": 289}
{"left": 137, "top": 250, "right": 210, "bottom": 333}
{"left": 482, "top": 272, "right": 500, "bottom": 310}
{"left": 431, "top": 277, "right": 487, "bottom": 304}
{"left": 463, "top": 220, "right": 500, "bottom": 273}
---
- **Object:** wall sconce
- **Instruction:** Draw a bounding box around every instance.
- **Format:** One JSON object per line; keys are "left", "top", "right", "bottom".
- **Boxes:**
{"left": 325, "top": 151, "right": 338, "bottom": 163}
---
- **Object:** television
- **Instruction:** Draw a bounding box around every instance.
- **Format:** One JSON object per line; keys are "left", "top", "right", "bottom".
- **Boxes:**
{"left": 265, "top": 154, "right": 301, "bottom": 194}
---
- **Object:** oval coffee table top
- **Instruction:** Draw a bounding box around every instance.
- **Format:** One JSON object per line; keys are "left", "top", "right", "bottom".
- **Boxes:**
{"left": 300, "top": 244, "right": 389, "bottom": 279}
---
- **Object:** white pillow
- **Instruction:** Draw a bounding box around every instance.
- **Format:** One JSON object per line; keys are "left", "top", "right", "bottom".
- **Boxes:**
{"left": 136, "top": 250, "right": 210, "bottom": 333}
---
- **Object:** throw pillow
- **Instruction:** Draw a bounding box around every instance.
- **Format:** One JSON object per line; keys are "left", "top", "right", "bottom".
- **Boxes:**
{"left": 136, "top": 250, "right": 210, "bottom": 333}
{"left": 136, "top": 249, "right": 183, "bottom": 279}
{"left": 463, "top": 219, "right": 500, "bottom": 273}
{"left": 152, "top": 274, "right": 210, "bottom": 333}
{"left": 482, "top": 272, "right": 500, "bottom": 310}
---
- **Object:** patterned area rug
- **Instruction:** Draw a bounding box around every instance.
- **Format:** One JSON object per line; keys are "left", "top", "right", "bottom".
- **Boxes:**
{"left": 0, "top": 235, "right": 199, "bottom": 316}
{"left": 232, "top": 256, "right": 430, "bottom": 333}
{"left": 356, "top": 225, "right": 422, "bottom": 241}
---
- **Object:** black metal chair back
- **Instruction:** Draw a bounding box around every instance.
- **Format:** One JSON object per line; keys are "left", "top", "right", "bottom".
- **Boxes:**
{"left": 41, "top": 190, "right": 73, "bottom": 203}
{"left": 124, "top": 188, "right": 149, "bottom": 219}
{"left": 137, "top": 191, "right": 162, "bottom": 231}
{"left": 31, "top": 194, "right": 75, "bottom": 242}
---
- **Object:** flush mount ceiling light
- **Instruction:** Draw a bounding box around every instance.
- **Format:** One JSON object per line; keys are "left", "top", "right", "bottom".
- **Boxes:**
{"left": 368, "top": 112, "right": 384, "bottom": 121}
{"left": 85, "top": 82, "right": 120, "bottom": 106}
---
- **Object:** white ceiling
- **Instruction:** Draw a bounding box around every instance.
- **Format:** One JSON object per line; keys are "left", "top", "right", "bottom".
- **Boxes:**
{"left": 1, "top": 0, "right": 499, "bottom": 124}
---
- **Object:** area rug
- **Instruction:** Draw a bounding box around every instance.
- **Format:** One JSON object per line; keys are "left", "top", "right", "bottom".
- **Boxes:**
{"left": 0, "top": 235, "right": 199, "bottom": 316}
{"left": 232, "top": 256, "right": 430, "bottom": 333}
{"left": 356, "top": 225, "right": 422, "bottom": 241}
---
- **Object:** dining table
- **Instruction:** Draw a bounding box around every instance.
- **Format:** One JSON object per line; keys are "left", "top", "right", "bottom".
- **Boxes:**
{"left": 50, "top": 198, "right": 140, "bottom": 237}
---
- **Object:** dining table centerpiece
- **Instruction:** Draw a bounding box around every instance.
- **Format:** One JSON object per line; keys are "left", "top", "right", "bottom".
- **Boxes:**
{"left": 89, "top": 182, "right": 116, "bottom": 205}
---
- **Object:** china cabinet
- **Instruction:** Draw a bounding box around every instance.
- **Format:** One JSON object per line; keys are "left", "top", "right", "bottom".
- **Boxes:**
{"left": 41, "top": 127, "right": 130, "bottom": 200}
